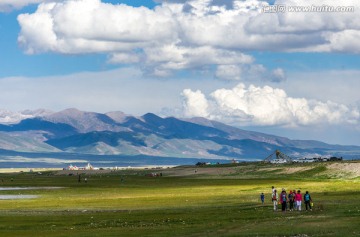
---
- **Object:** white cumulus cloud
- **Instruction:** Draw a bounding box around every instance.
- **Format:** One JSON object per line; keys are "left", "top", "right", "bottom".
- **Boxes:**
{"left": 17, "top": 0, "right": 360, "bottom": 79}
{"left": 181, "top": 83, "right": 360, "bottom": 127}
{"left": 182, "top": 89, "right": 210, "bottom": 117}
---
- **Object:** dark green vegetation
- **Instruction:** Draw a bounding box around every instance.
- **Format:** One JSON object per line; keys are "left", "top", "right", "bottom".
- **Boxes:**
{"left": 0, "top": 162, "right": 359, "bottom": 237}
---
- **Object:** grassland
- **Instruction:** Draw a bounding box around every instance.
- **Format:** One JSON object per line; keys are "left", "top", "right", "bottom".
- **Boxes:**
{"left": 0, "top": 162, "right": 359, "bottom": 237}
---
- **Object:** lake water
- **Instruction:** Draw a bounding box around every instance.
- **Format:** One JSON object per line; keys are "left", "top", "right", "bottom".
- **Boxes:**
{"left": 0, "top": 187, "right": 61, "bottom": 191}
{"left": 0, "top": 187, "right": 62, "bottom": 199}
{"left": 0, "top": 195, "right": 38, "bottom": 200}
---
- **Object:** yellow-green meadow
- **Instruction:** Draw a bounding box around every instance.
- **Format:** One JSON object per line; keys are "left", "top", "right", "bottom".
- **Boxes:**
{"left": 0, "top": 162, "right": 359, "bottom": 236}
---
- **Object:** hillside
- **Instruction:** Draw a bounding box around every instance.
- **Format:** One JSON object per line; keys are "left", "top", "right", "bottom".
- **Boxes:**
{"left": 163, "top": 161, "right": 360, "bottom": 180}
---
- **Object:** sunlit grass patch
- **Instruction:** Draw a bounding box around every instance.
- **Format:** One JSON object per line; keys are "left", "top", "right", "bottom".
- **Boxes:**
{"left": 0, "top": 162, "right": 359, "bottom": 236}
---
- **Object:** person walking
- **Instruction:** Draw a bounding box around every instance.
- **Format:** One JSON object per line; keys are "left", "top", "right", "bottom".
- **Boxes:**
{"left": 293, "top": 189, "right": 297, "bottom": 210}
{"left": 260, "top": 193, "right": 265, "bottom": 205}
{"left": 288, "top": 190, "right": 294, "bottom": 211}
{"left": 304, "top": 191, "right": 313, "bottom": 211}
{"left": 272, "top": 189, "right": 279, "bottom": 211}
{"left": 295, "top": 190, "right": 302, "bottom": 211}
{"left": 280, "top": 189, "right": 288, "bottom": 212}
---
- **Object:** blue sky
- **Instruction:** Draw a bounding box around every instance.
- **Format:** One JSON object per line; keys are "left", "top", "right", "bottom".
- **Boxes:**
{"left": 0, "top": 0, "right": 359, "bottom": 145}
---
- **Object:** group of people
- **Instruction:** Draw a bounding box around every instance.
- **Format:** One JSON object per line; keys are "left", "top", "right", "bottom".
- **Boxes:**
{"left": 260, "top": 186, "right": 313, "bottom": 212}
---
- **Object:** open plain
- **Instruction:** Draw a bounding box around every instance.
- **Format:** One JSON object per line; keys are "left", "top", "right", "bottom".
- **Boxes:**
{"left": 0, "top": 161, "right": 359, "bottom": 237}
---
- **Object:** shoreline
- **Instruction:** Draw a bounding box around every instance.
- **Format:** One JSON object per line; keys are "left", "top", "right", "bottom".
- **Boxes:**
{"left": 0, "top": 165, "right": 177, "bottom": 174}
{"left": 0, "top": 168, "right": 62, "bottom": 173}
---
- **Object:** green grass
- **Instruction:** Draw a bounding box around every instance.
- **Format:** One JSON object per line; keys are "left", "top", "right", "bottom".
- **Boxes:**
{"left": 0, "top": 163, "right": 360, "bottom": 236}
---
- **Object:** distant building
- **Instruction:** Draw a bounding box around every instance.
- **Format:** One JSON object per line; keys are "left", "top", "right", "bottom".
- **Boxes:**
{"left": 293, "top": 156, "right": 343, "bottom": 163}
{"left": 264, "top": 150, "right": 293, "bottom": 163}
{"left": 85, "top": 163, "right": 94, "bottom": 170}
{"left": 67, "top": 164, "right": 79, "bottom": 170}
{"left": 329, "top": 156, "right": 343, "bottom": 161}
{"left": 66, "top": 163, "right": 94, "bottom": 170}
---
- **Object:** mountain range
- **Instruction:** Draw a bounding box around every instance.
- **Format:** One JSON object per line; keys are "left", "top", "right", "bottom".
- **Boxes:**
{"left": 0, "top": 108, "right": 359, "bottom": 166}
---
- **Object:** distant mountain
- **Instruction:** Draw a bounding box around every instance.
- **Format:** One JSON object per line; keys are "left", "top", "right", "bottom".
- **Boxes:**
{"left": 0, "top": 131, "right": 60, "bottom": 153}
{"left": 183, "top": 117, "right": 286, "bottom": 145}
{"left": 42, "top": 108, "right": 128, "bottom": 133}
{"left": 0, "top": 118, "right": 77, "bottom": 138}
{"left": 0, "top": 108, "right": 359, "bottom": 162}
{"left": 105, "top": 111, "right": 129, "bottom": 123}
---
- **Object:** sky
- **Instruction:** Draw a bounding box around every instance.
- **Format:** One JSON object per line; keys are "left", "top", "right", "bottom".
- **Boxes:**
{"left": 0, "top": 0, "right": 359, "bottom": 145}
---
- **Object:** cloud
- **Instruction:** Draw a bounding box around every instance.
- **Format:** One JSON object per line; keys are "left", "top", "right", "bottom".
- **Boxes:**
{"left": 17, "top": 0, "right": 360, "bottom": 53}
{"left": 215, "top": 65, "right": 242, "bottom": 81}
{"left": 109, "top": 44, "right": 254, "bottom": 66}
{"left": 0, "top": 0, "right": 42, "bottom": 12}
{"left": 138, "top": 45, "right": 254, "bottom": 77}
{"left": 182, "top": 89, "right": 210, "bottom": 117}
{"left": 270, "top": 68, "right": 286, "bottom": 82}
{"left": 14, "top": 0, "right": 357, "bottom": 79}
{"left": 0, "top": 0, "right": 63, "bottom": 12}
{"left": 17, "top": 0, "right": 257, "bottom": 78}
{"left": 17, "top": 0, "right": 178, "bottom": 54}
{"left": 215, "top": 64, "right": 286, "bottom": 82}
{"left": 317, "top": 30, "right": 360, "bottom": 53}
{"left": 108, "top": 53, "right": 140, "bottom": 64}
{"left": 181, "top": 83, "right": 360, "bottom": 127}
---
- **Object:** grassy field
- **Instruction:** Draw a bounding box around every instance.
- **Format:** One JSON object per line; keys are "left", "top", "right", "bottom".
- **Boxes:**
{"left": 0, "top": 162, "right": 359, "bottom": 237}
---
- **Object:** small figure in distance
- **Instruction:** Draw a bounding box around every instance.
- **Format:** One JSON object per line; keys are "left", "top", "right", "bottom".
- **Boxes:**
{"left": 272, "top": 189, "right": 279, "bottom": 211}
{"left": 295, "top": 190, "right": 302, "bottom": 211}
{"left": 293, "top": 189, "right": 297, "bottom": 210}
{"left": 304, "top": 191, "right": 313, "bottom": 211}
{"left": 280, "top": 188, "right": 288, "bottom": 212}
{"left": 260, "top": 192, "right": 265, "bottom": 205}
{"left": 288, "top": 190, "right": 294, "bottom": 211}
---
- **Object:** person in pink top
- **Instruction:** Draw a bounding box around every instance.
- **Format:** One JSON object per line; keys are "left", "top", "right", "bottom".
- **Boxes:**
{"left": 295, "top": 190, "right": 302, "bottom": 211}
